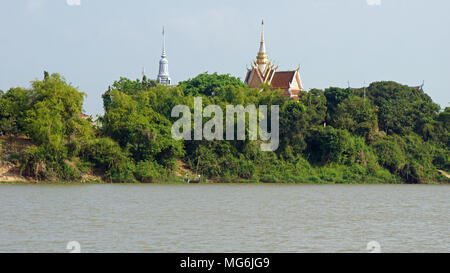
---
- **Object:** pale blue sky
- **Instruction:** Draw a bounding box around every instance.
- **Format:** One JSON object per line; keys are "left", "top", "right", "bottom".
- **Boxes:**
{"left": 0, "top": 0, "right": 449, "bottom": 115}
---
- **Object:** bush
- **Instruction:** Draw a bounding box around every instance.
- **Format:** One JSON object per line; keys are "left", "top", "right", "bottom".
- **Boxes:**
{"left": 81, "top": 137, "right": 135, "bottom": 182}
{"left": 134, "top": 160, "right": 166, "bottom": 183}
{"left": 61, "top": 161, "right": 82, "bottom": 181}
{"left": 19, "top": 144, "right": 73, "bottom": 181}
{"left": 305, "top": 127, "right": 367, "bottom": 166}
{"left": 19, "top": 146, "right": 48, "bottom": 180}
{"left": 432, "top": 146, "right": 450, "bottom": 172}
{"left": 16, "top": 140, "right": 86, "bottom": 182}
{"left": 105, "top": 160, "right": 136, "bottom": 183}
{"left": 373, "top": 138, "right": 406, "bottom": 173}
{"left": 374, "top": 134, "right": 442, "bottom": 183}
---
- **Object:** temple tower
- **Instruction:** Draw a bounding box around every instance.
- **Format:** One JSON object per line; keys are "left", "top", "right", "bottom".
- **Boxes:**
{"left": 157, "top": 27, "right": 171, "bottom": 85}
{"left": 245, "top": 21, "right": 278, "bottom": 88}
{"left": 244, "top": 20, "right": 303, "bottom": 101}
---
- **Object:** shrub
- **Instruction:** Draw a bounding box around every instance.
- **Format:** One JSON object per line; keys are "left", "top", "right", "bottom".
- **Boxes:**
{"left": 81, "top": 137, "right": 135, "bottom": 182}
{"left": 134, "top": 160, "right": 166, "bottom": 183}
{"left": 374, "top": 134, "right": 441, "bottom": 183}
{"left": 373, "top": 137, "right": 406, "bottom": 173}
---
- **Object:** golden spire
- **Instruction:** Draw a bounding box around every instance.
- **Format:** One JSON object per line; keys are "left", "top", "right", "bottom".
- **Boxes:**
{"left": 245, "top": 20, "right": 278, "bottom": 87}
{"left": 259, "top": 20, "right": 266, "bottom": 53}
{"left": 256, "top": 20, "right": 269, "bottom": 71}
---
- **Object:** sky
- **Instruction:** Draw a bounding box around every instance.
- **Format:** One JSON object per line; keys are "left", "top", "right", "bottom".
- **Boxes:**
{"left": 0, "top": 0, "right": 449, "bottom": 115}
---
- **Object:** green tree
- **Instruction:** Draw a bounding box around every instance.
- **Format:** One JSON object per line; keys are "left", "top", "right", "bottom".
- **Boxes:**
{"left": 103, "top": 77, "right": 158, "bottom": 111}
{"left": 18, "top": 72, "right": 95, "bottom": 180}
{"left": 102, "top": 88, "right": 184, "bottom": 168}
{"left": 305, "top": 127, "right": 366, "bottom": 165}
{"left": 365, "top": 81, "right": 440, "bottom": 137}
{"left": 178, "top": 72, "right": 246, "bottom": 96}
{"left": 373, "top": 134, "right": 443, "bottom": 183}
{"left": 24, "top": 73, "right": 91, "bottom": 148}
{"left": 431, "top": 107, "right": 450, "bottom": 146}
{"left": 81, "top": 137, "right": 135, "bottom": 182}
{"left": 0, "top": 87, "right": 33, "bottom": 136}
{"left": 331, "top": 96, "right": 378, "bottom": 138}
{"left": 324, "top": 87, "right": 353, "bottom": 123}
{"left": 301, "top": 88, "right": 327, "bottom": 127}
{"left": 279, "top": 101, "right": 308, "bottom": 155}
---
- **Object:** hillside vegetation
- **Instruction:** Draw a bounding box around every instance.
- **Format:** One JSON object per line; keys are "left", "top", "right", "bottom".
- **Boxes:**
{"left": 0, "top": 72, "right": 448, "bottom": 183}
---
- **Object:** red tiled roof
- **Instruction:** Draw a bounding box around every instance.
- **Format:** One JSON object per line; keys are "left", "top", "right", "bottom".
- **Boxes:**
{"left": 244, "top": 70, "right": 251, "bottom": 84}
{"left": 271, "top": 71, "right": 296, "bottom": 90}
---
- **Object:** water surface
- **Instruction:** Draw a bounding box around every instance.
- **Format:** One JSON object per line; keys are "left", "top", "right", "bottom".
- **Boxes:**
{"left": 0, "top": 184, "right": 448, "bottom": 252}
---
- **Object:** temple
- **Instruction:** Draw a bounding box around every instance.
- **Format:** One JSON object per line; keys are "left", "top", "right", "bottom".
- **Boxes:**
{"left": 245, "top": 21, "right": 303, "bottom": 101}
{"left": 157, "top": 27, "right": 171, "bottom": 85}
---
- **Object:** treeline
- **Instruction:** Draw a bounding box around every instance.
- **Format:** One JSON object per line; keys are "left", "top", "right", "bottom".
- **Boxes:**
{"left": 0, "top": 72, "right": 448, "bottom": 183}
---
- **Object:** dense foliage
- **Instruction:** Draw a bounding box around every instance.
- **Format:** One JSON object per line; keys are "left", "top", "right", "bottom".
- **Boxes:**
{"left": 178, "top": 72, "right": 246, "bottom": 96}
{"left": 0, "top": 72, "right": 448, "bottom": 183}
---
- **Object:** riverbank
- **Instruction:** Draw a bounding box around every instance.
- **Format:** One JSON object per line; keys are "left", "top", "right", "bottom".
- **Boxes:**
{"left": 1, "top": 177, "right": 448, "bottom": 185}
{"left": 2, "top": 157, "right": 449, "bottom": 185}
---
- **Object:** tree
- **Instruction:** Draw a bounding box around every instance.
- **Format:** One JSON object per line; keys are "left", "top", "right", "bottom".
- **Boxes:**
{"left": 24, "top": 73, "right": 91, "bottom": 148}
{"left": 102, "top": 88, "right": 184, "bottom": 168}
{"left": 431, "top": 107, "right": 450, "bottom": 146}
{"left": 373, "top": 134, "right": 443, "bottom": 183}
{"left": 103, "top": 77, "right": 158, "bottom": 112}
{"left": 178, "top": 72, "right": 246, "bottom": 96}
{"left": 437, "top": 107, "right": 450, "bottom": 129}
{"left": 365, "top": 81, "right": 440, "bottom": 137}
{"left": 279, "top": 101, "right": 308, "bottom": 155}
{"left": 305, "top": 126, "right": 370, "bottom": 166}
{"left": 0, "top": 87, "right": 33, "bottom": 136}
{"left": 331, "top": 96, "right": 378, "bottom": 138}
{"left": 324, "top": 87, "right": 353, "bottom": 123}
{"left": 18, "top": 72, "right": 95, "bottom": 180}
{"left": 301, "top": 88, "right": 327, "bottom": 127}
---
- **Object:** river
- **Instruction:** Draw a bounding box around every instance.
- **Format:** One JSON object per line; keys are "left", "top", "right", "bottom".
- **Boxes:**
{"left": 0, "top": 184, "right": 448, "bottom": 252}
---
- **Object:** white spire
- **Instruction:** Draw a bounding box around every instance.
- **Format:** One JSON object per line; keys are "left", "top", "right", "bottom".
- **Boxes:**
{"left": 157, "top": 26, "right": 171, "bottom": 85}
{"left": 162, "top": 26, "right": 166, "bottom": 58}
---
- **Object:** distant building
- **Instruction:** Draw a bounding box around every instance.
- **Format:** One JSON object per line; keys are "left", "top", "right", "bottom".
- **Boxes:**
{"left": 410, "top": 81, "right": 425, "bottom": 91}
{"left": 245, "top": 21, "right": 303, "bottom": 101}
{"left": 80, "top": 113, "right": 102, "bottom": 128}
{"left": 157, "top": 27, "right": 171, "bottom": 85}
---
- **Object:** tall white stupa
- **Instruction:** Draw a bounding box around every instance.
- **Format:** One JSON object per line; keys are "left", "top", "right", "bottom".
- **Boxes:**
{"left": 157, "top": 27, "right": 171, "bottom": 85}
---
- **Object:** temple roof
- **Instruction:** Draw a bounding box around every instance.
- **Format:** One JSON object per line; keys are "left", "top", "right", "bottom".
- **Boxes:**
{"left": 271, "top": 71, "right": 296, "bottom": 90}
{"left": 244, "top": 70, "right": 251, "bottom": 84}
{"left": 411, "top": 84, "right": 424, "bottom": 91}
